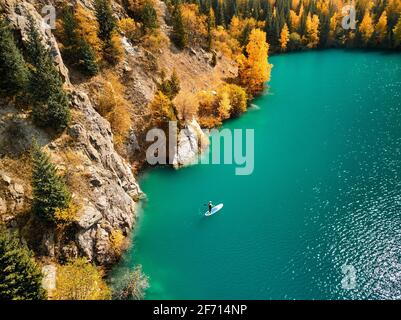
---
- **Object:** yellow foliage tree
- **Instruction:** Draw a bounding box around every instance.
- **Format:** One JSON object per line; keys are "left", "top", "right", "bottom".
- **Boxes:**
{"left": 181, "top": 4, "right": 207, "bottom": 47}
{"left": 359, "top": 10, "right": 375, "bottom": 45}
{"left": 54, "top": 258, "right": 111, "bottom": 300}
{"left": 279, "top": 23, "right": 290, "bottom": 51}
{"left": 212, "top": 26, "right": 241, "bottom": 59}
{"left": 118, "top": 17, "right": 142, "bottom": 42}
{"left": 174, "top": 93, "right": 199, "bottom": 121}
{"left": 328, "top": 12, "right": 338, "bottom": 44}
{"left": 375, "top": 11, "right": 388, "bottom": 44}
{"left": 238, "top": 28, "right": 272, "bottom": 96}
{"left": 218, "top": 91, "right": 232, "bottom": 120}
{"left": 74, "top": 4, "right": 102, "bottom": 59}
{"left": 229, "top": 15, "right": 242, "bottom": 39}
{"left": 109, "top": 229, "right": 126, "bottom": 257}
{"left": 148, "top": 91, "right": 176, "bottom": 127}
{"left": 222, "top": 84, "right": 248, "bottom": 118}
{"left": 97, "top": 72, "right": 132, "bottom": 150}
{"left": 305, "top": 13, "right": 320, "bottom": 48}
{"left": 289, "top": 10, "right": 301, "bottom": 32}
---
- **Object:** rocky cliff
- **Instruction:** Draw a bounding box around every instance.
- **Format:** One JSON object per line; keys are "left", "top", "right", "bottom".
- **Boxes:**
{"left": 0, "top": 0, "right": 143, "bottom": 265}
{"left": 0, "top": 0, "right": 236, "bottom": 268}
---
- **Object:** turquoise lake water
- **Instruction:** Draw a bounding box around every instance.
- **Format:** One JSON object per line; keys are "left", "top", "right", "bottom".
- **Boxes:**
{"left": 112, "top": 50, "right": 401, "bottom": 299}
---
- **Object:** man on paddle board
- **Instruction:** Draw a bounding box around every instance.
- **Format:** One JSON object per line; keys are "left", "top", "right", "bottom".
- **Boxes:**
{"left": 208, "top": 201, "right": 213, "bottom": 213}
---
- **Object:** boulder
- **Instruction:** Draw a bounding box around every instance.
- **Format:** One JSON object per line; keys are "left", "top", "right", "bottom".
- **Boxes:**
{"left": 173, "top": 119, "right": 209, "bottom": 168}
{"left": 76, "top": 205, "right": 102, "bottom": 230}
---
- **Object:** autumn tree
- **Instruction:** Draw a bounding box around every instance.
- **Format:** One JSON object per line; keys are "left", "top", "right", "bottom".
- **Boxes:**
{"left": 0, "top": 17, "right": 29, "bottom": 98}
{"left": 97, "top": 72, "right": 132, "bottom": 149}
{"left": 305, "top": 13, "right": 320, "bottom": 48}
{"left": 289, "top": 9, "right": 301, "bottom": 32}
{"left": 279, "top": 23, "right": 290, "bottom": 51}
{"left": 223, "top": 84, "right": 248, "bottom": 118}
{"left": 328, "top": 12, "right": 338, "bottom": 45}
{"left": 359, "top": 10, "right": 374, "bottom": 45}
{"left": 74, "top": 4, "right": 103, "bottom": 57}
{"left": 375, "top": 10, "right": 388, "bottom": 45}
{"left": 238, "top": 28, "right": 272, "bottom": 96}
{"left": 207, "top": 8, "right": 216, "bottom": 51}
{"left": 0, "top": 229, "right": 46, "bottom": 300}
{"left": 148, "top": 91, "right": 177, "bottom": 127}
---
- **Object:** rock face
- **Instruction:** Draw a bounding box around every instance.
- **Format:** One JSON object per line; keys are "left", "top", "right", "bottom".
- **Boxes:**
{"left": 65, "top": 90, "right": 143, "bottom": 265}
{"left": 0, "top": 173, "right": 26, "bottom": 218}
{"left": 0, "top": 1, "right": 143, "bottom": 266}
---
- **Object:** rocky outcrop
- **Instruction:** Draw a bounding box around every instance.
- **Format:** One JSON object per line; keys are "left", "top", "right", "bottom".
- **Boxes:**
{"left": 0, "top": 1, "right": 143, "bottom": 266}
{"left": 62, "top": 90, "right": 143, "bottom": 265}
{"left": 173, "top": 119, "right": 209, "bottom": 168}
{"left": 0, "top": 173, "right": 26, "bottom": 218}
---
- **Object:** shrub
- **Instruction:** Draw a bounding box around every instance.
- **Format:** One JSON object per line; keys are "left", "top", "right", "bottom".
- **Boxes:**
{"left": 54, "top": 203, "right": 78, "bottom": 225}
{"left": 112, "top": 265, "right": 149, "bottom": 300}
{"left": 118, "top": 17, "right": 142, "bottom": 42}
{"left": 223, "top": 84, "right": 247, "bottom": 117}
{"left": 158, "top": 69, "right": 181, "bottom": 100}
{"left": 109, "top": 229, "right": 125, "bottom": 257}
{"left": 97, "top": 73, "right": 132, "bottom": 149}
{"left": 174, "top": 93, "right": 198, "bottom": 121}
{"left": 53, "top": 258, "right": 111, "bottom": 300}
{"left": 142, "top": 29, "right": 169, "bottom": 52}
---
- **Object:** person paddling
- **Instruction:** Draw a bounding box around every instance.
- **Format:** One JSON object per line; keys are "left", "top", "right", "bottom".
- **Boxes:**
{"left": 208, "top": 201, "right": 213, "bottom": 214}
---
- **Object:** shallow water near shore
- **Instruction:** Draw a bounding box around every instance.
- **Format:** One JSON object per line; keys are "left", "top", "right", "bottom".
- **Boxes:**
{"left": 111, "top": 49, "right": 401, "bottom": 299}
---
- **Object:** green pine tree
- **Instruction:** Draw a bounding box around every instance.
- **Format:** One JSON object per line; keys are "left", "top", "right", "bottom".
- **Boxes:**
{"left": 0, "top": 17, "right": 29, "bottom": 97}
{"left": 169, "top": 69, "right": 181, "bottom": 98}
{"left": 94, "top": 0, "right": 116, "bottom": 42}
{"left": 0, "top": 229, "right": 46, "bottom": 300}
{"left": 77, "top": 40, "right": 99, "bottom": 76}
{"left": 172, "top": 4, "right": 188, "bottom": 49}
{"left": 142, "top": 0, "right": 158, "bottom": 30}
{"left": 26, "top": 16, "right": 70, "bottom": 131}
{"left": 31, "top": 143, "right": 71, "bottom": 224}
